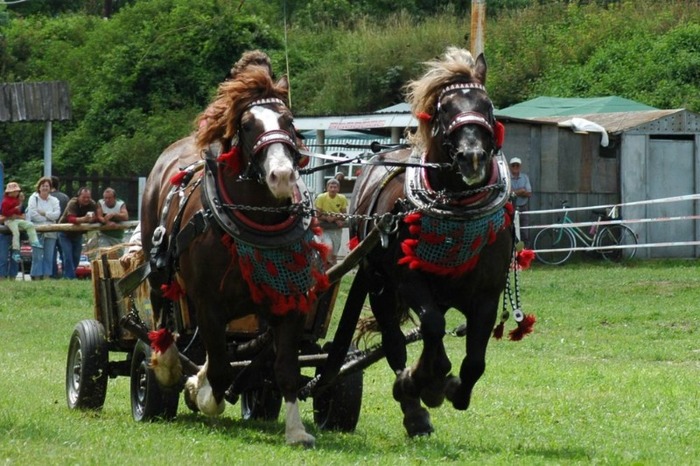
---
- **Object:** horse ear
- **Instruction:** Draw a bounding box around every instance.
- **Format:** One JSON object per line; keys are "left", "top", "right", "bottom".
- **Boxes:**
{"left": 276, "top": 75, "right": 290, "bottom": 93}
{"left": 474, "top": 53, "right": 488, "bottom": 85}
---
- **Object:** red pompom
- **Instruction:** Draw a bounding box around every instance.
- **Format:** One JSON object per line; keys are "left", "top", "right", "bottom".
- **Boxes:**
{"left": 218, "top": 146, "right": 241, "bottom": 174}
{"left": 160, "top": 281, "right": 184, "bottom": 301}
{"left": 348, "top": 236, "right": 360, "bottom": 251}
{"left": 494, "top": 121, "right": 505, "bottom": 149}
{"left": 148, "top": 328, "right": 175, "bottom": 353}
{"left": 508, "top": 314, "right": 536, "bottom": 341}
{"left": 516, "top": 249, "right": 536, "bottom": 270}
{"left": 416, "top": 111, "right": 432, "bottom": 122}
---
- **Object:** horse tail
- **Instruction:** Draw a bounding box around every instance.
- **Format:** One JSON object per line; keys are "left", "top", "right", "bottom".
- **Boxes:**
{"left": 353, "top": 306, "right": 415, "bottom": 347}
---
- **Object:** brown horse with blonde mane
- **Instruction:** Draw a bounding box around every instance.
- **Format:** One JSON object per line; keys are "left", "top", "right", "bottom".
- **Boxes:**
{"left": 140, "top": 51, "right": 326, "bottom": 447}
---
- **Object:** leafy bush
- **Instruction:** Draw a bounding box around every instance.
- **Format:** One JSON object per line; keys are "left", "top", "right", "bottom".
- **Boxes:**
{"left": 0, "top": 0, "right": 698, "bottom": 183}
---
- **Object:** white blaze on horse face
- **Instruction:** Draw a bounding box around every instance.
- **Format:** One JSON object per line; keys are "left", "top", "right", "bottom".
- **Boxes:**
{"left": 251, "top": 106, "right": 298, "bottom": 199}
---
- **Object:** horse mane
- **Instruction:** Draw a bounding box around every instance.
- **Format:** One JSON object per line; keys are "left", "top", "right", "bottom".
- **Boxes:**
{"left": 195, "top": 52, "right": 288, "bottom": 150}
{"left": 405, "top": 47, "right": 480, "bottom": 152}
{"left": 227, "top": 49, "right": 273, "bottom": 80}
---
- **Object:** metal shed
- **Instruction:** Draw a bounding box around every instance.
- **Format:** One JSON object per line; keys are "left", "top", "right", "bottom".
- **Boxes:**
{"left": 497, "top": 105, "right": 700, "bottom": 258}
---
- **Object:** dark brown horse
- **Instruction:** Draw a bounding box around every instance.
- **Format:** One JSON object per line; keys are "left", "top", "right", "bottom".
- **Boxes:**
{"left": 140, "top": 52, "right": 326, "bottom": 446}
{"left": 349, "top": 47, "right": 516, "bottom": 437}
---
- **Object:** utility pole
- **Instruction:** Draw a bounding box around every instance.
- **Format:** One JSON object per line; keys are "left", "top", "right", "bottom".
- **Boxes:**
{"left": 470, "top": 0, "right": 487, "bottom": 56}
{"left": 103, "top": 0, "right": 113, "bottom": 18}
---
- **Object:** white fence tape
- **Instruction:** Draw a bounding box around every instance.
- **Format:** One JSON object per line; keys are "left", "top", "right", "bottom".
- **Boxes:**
{"left": 517, "top": 194, "right": 700, "bottom": 254}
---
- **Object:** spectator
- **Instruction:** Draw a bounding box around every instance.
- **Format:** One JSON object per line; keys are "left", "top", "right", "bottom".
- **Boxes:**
{"left": 509, "top": 157, "right": 533, "bottom": 246}
{"left": 27, "top": 176, "right": 61, "bottom": 280}
{"left": 1, "top": 182, "right": 42, "bottom": 263}
{"left": 58, "top": 187, "right": 97, "bottom": 279}
{"left": 315, "top": 178, "right": 347, "bottom": 266}
{"left": 96, "top": 187, "right": 129, "bottom": 251}
{"left": 50, "top": 176, "right": 70, "bottom": 278}
{"left": 0, "top": 215, "right": 19, "bottom": 279}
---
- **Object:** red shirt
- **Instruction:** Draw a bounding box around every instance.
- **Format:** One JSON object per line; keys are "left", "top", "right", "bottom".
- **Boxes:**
{"left": 1, "top": 196, "right": 22, "bottom": 217}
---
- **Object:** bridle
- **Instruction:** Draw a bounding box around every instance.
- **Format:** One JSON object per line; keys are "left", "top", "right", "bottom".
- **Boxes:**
{"left": 236, "top": 97, "right": 301, "bottom": 182}
{"left": 402, "top": 81, "right": 510, "bottom": 219}
{"left": 433, "top": 83, "right": 498, "bottom": 167}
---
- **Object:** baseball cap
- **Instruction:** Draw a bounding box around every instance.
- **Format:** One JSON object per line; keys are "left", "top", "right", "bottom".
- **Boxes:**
{"left": 509, "top": 157, "right": 522, "bottom": 166}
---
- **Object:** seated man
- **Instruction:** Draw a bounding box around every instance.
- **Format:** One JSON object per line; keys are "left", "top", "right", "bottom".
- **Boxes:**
{"left": 96, "top": 187, "right": 129, "bottom": 254}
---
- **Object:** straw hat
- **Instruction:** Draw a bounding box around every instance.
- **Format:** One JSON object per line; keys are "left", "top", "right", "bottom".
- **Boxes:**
{"left": 4, "top": 182, "right": 21, "bottom": 193}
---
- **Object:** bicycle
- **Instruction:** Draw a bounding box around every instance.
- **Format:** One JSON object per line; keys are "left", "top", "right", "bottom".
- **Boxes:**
{"left": 533, "top": 200, "right": 638, "bottom": 265}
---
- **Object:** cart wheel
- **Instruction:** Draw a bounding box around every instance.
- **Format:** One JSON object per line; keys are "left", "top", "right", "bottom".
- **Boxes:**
{"left": 130, "top": 340, "right": 179, "bottom": 421}
{"left": 240, "top": 383, "right": 282, "bottom": 421}
{"left": 313, "top": 362, "right": 363, "bottom": 432}
{"left": 66, "top": 319, "right": 109, "bottom": 410}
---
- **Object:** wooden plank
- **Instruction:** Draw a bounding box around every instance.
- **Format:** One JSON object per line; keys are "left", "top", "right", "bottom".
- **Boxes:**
{"left": 0, "top": 81, "right": 71, "bottom": 122}
{"left": 0, "top": 220, "right": 139, "bottom": 234}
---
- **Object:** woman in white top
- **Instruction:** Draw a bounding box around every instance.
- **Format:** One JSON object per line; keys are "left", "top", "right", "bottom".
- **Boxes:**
{"left": 27, "top": 176, "right": 61, "bottom": 279}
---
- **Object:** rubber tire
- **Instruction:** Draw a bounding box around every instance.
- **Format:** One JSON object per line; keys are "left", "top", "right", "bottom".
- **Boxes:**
{"left": 313, "top": 367, "right": 364, "bottom": 432}
{"left": 240, "top": 384, "right": 283, "bottom": 421}
{"left": 130, "top": 340, "right": 179, "bottom": 421}
{"left": 596, "top": 224, "right": 638, "bottom": 262}
{"left": 533, "top": 226, "right": 575, "bottom": 265}
{"left": 66, "top": 319, "right": 109, "bottom": 410}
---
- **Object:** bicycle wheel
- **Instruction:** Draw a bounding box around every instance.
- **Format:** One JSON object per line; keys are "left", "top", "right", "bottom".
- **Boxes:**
{"left": 533, "top": 226, "right": 575, "bottom": 265}
{"left": 595, "top": 224, "right": 638, "bottom": 262}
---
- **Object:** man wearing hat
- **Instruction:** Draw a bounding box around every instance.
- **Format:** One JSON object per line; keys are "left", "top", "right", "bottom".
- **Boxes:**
{"left": 509, "top": 157, "right": 532, "bottom": 246}
{"left": 1, "top": 182, "right": 42, "bottom": 263}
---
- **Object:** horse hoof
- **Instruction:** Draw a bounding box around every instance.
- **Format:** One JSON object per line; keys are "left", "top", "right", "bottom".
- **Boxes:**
{"left": 287, "top": 432, "right": 316, "bottom": 449}
{"left": 403, "top": 407, "right": 434, "bottom": 438}
{"left": 444, "top": 376, "right": 471, "bottom": 411}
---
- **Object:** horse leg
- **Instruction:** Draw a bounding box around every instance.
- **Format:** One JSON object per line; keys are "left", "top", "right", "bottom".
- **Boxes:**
{"left": 184, "top": 316, "right": 231, "bottom": 416}
{"left": 445, "top": 296, "right": 499, "bottom": 410}
{"left": 399, "top": 284, "right": 452, "bottom": 409}
{"left": 273, "top": 313, "right": 315, "bottom": 448}
{"left": 369, "top": 288, "right": 433, "bottom": 437}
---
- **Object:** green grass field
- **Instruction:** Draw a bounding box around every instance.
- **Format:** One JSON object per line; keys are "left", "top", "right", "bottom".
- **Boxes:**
{"left": 0, "top": 260, "right": 698, "bottom": 465}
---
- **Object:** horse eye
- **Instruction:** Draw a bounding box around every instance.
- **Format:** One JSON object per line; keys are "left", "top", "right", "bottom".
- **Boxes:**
{"left": 240, "top": 115, "right": 254, "bottom": 132}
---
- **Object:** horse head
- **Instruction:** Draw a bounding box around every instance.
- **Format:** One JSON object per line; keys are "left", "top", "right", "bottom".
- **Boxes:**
{"left": 408, "top": 49, "right": 500, "bottom": 191}
{"left": 235, "top": 92, "right": 300, "bottom": 200}
{"left": 197, "top": 68, "right": 301, "bottom": 202}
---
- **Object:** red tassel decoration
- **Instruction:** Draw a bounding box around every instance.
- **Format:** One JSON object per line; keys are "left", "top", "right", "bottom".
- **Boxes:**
{"left": 516, "top": 249, "right": 536, "bottom": 270}
{"left": 160, "top": 281, "right": 184, "bottom": 301}
{"left": 494, "top": 121, "right": 505, "bottom": 149}
{"left": 508, "top": 314, "right": 536, "bottom": 341}
{"left": 416, "top": 111, "right": 432, "bottom": 122}
{"left": 218, "top": 146, "right": 241, "bottom": 175}
{"left": 170, "top": 170, "right": 187, "bottom": 186}
{"left": 348, "top": 236, "right": 360, "bottom": 251}
{"left": 492, "top": 322, "right": 504, "bottom": 340}
{"left": 148, "top": 328, "right": 175, "bottom": 353}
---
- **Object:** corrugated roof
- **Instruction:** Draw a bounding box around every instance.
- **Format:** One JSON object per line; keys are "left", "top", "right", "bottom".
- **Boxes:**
{"left": 531, "top": 109, "right": 685, "bottom": 133}
{"left": 295, "top": 112, "right": 415, "bottom": 131}
{"left": 496, "top": 96, "right": 657, "bottom": 118}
